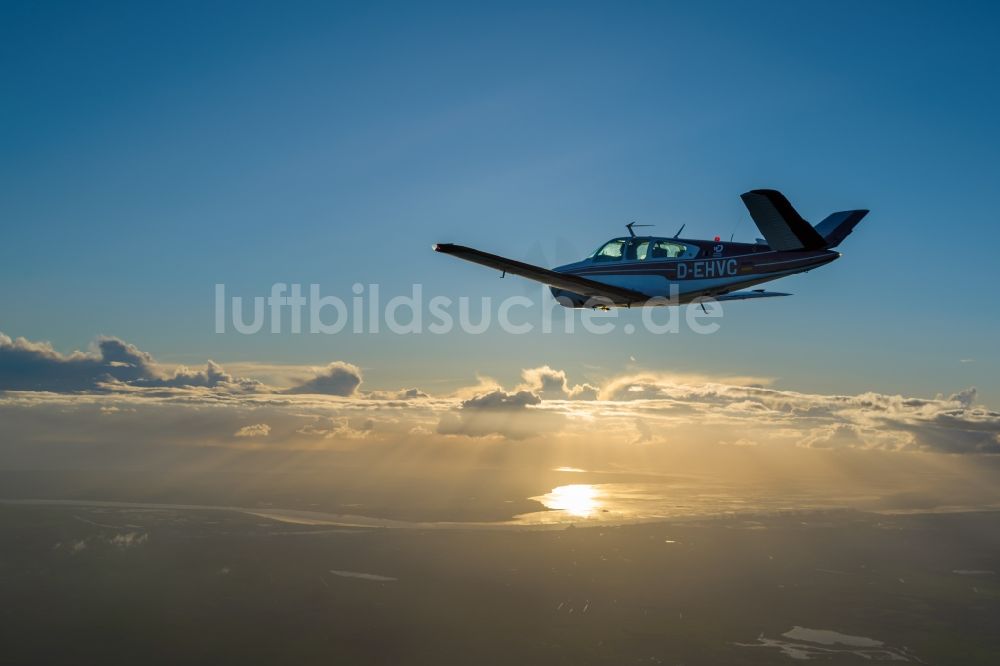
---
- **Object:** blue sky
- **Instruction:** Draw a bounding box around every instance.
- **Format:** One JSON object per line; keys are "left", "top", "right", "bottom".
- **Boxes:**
{"left": 2, "top": 0, "right": 998, "bottom": 404}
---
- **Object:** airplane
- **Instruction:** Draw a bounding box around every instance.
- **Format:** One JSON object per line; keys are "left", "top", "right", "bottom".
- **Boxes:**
{"left": 433, "top": 189, "right": 868, "bottom": 308}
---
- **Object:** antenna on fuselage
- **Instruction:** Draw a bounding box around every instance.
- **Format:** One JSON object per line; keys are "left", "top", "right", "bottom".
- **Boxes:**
{"left": 625, "top": 221, "right": 654, "bottom": 237}
{"left": 672, "top": 223, "right": 685, "bottom": 239}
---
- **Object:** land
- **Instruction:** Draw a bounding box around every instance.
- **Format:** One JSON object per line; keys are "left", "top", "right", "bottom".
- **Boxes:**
{"left": 2, "top": 501, "right": 999, "bottom": 664}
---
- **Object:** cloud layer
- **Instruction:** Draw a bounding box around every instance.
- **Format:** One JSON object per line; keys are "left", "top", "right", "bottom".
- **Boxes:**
{"left": 1, "top": 332, "right": 998, "bottom": 457}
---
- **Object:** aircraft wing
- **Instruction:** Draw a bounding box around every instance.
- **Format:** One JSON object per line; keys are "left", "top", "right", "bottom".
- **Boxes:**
{"left": 433, "top": 243, "right": 649, "bottom": 303}
{"left": 712, "top": 289, "right": 790, "bottom": 302}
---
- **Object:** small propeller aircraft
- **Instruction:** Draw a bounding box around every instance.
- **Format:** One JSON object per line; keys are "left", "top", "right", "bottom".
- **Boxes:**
{"left": 434, "top": 189, "right": 868, "bottom": 308}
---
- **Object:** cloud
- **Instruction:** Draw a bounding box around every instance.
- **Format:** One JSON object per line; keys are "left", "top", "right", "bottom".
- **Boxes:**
{"left": 285, "top": 362, "right": 363, "bottom": 396}
{"left": 599, "top": 372, "right": 772, "bottom": 401}
{"left": 461, "top": 389, "right": 541, "bottom": 410}
{"left": 632, "top": 418, "right": 654, "bottom": 444}
{"left": 366, "top": 387, "right": 428, "bottom": 400}
{"left": 948, "top": 388, "right": 977, "bottom": 409}
{"left": 56, "top": 540, "right": 88, "bottom": 554}
{"left": 234, "top": 423, "right": 271, "bottom": 438}
{"left": 592, "top": 373, "right": 1000, "bottom": 454}
{"left": 0, "top": 332, "right": 261, "bottom": 392}
{"left": 296, "top": 416, "right": 374, "bottom": 440}
{"left": 437, "top": 389, "right": 565, "bottom": 439}
{"left": 721, "top": 438, "right": 759, "bottom": 447}
{"left": 109, "top": 531, "right": 149, "bottom": 548}
{"left": 134, "top": 360, "right": 262, "bottom": 392}
{"left": 798, "top": 423, "right": 912, "bottom": 451}
{"left": 519, "top": 365, "right": 598, "bottom": 400}
{"left": 0, "top": 333, "right": 157, "bottom": 391}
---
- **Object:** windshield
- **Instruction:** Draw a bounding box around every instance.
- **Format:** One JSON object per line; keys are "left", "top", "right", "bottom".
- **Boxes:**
{"left": 591, "top": 239, "right": 627, "bottom": 262}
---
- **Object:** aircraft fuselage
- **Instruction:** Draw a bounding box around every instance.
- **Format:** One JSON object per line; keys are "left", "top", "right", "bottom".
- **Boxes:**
{"left": 551, "top": 238, "right": 840, "bottom": 306}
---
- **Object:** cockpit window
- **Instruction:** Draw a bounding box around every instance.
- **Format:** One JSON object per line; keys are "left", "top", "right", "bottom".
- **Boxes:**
{"left": 648, "top": 240, "right": 700, "bottom": 260}
{"left": 592, "top": 239, "right": 626, "bottom": 262}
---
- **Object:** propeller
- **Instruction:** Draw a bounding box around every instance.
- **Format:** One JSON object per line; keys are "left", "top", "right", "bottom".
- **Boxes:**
{"left": 518, "top": 235, "right": 582, "bottom": 299}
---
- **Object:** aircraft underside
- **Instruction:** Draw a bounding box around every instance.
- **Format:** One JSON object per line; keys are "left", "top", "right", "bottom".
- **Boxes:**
{"left": 552, "top": 272, "right": 793, "bottom": 306}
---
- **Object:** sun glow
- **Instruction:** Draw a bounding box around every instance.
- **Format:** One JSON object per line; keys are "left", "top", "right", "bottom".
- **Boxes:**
{"left": 541, "top": 484, "right": 600, "bottom": 517}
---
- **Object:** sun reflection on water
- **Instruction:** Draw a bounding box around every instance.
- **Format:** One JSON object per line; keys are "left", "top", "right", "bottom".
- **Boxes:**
{"left": 539, "top": 484, "right": 600, "bottom": 517}
{"left": 519, "top": 482, "right": 870, "bottom": 526}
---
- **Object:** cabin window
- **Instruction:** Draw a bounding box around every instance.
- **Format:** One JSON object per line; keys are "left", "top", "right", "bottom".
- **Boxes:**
{"left": 626, "top": 240, "right": 649, "bottom": 261}
{"left": 648, "top": 240, "right": 699, "bottom": 259}
{"left": 592, "top": 239, "right": 626, "bottom": 262}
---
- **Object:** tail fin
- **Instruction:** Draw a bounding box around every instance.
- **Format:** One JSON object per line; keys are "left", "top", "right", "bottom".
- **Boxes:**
{"left": 813, "top": 209, "right": 869, "bottom": 248}
{"left": 740, "top": 189, "right": 826, "bottom": 251}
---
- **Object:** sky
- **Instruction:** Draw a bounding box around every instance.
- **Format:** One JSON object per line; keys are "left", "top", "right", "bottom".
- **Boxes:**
{"left": 2, "top": 0, "right": 999, "bottom": 398}
{"left": 2, "top": 1, "right": 1000, "bottom": 494}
